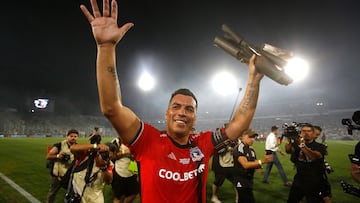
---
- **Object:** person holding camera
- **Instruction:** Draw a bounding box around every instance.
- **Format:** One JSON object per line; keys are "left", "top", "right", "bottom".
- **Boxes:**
{"left": 285, "top": 123, "right": 327, "bottom": 203}
{"left": 46, "top": 129, "right": 79, "bottom": 203}
{"left": 233, "top": 129, "right": 273, "bottom": 203}
{"left": 68, "top": 133, "right": 113, "bottom": 203}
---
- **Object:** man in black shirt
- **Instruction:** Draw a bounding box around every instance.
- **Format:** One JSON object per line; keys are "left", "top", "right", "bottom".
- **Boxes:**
{"left": 285, "top": 123, "right": 327, "bottom": 203}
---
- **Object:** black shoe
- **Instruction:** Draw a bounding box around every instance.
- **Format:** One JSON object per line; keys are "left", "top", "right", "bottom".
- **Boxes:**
{"left": 262, "top": 180, "right": 270, "bottom": 184}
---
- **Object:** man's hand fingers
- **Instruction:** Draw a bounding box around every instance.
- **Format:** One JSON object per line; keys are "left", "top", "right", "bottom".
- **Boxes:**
{"left": 111, "top": 0, "right": 118, "bottom": 21}
{"left": 102, "top": 0, "right": 110, "bottom": 17}
{"left": 120, "top": 23, "right": 134, "bottom": 36}
{"left": 90, "top": 0, "right": 101, "bottom": 18}
{"left": 80, "top": 5, "right": 95, "bottom": 22}
{"left": 249, "top": 54, "right": 256, "bottom": 65}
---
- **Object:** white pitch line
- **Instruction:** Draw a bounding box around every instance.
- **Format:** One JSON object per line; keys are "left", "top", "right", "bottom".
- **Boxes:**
{"left": 0, "top": 172, "right": 41, "bottom": 203}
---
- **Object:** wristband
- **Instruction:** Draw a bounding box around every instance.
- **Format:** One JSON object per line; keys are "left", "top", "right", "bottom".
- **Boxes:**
{"left": 258, "top": 160, "right": 262, "bottom": 166}
{"left": 299, "top": 143, "right": 306, "bottom": 148}
{"left": 93, "top": 143, "right": 98, "bottom": 149}
{"left": 56, "top": 154, "right": 60, "bottom": 159}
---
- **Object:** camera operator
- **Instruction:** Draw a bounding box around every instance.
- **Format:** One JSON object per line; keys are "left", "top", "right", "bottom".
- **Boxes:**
{"left": 351, "top": 141, "right": 360, "bottom": 183}
{"left": 46, "top": 129, "right": 78, "bottom": 203}
{"left": 285, "top": 123, "right": 327, "bottom": 203}
{"left": 68, "top": 132, "right": 113, "bottom": 203}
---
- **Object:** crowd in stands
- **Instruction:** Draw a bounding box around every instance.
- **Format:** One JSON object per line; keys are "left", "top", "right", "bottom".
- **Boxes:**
{"left": 0, "top": 109, "right": 359, "bottom": 139}
{"left": 0, "top": 112, "right": 116, "bottom": 137}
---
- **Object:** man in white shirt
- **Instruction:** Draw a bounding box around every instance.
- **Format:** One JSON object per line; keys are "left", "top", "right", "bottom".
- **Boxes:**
{"left": 262, "top": 126, "right": 291, "bottom": 186}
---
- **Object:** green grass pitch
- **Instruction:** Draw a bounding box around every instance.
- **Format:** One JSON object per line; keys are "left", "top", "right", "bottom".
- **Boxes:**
{"left": 0, "top": 138, "right": 359, "bottom": 202}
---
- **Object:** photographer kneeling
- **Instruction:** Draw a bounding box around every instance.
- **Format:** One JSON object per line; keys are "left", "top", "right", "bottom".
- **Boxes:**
{"left": 285, "top": 123, "right": 327, "bottom": 203}
{"left": 68, "top": 133, "right": 113, "bottom": 203}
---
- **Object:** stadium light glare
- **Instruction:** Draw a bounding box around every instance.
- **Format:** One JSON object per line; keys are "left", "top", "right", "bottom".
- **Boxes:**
{"left": 212, "top": 71, "right": 238, "bottom": 95}
{"left": 284, "top": 57, "right": 309, "bottom": 82}
{"left": 138, "top": 71, "right": 155, "bottom": 91}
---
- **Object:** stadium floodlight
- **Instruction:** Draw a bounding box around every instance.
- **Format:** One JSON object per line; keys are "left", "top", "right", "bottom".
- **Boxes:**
{"left": 138, "top": 71, "right": 155, "bottom": 91}
{"left": 214, "top": 24, "right": 309, "bottom": 85}
{"left": 212, "top": 71, "right": 238, "bottom": 95}
{"left": 284, "top": 57, "right": 309, "bottom": 82}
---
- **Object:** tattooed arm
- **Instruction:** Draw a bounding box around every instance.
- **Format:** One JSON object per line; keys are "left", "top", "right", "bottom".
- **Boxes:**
{"left": 81, "top": 0, "right": 139, "bottom": 144}
{"left": 225, "top": 55, "right": 264, "bottom": 140}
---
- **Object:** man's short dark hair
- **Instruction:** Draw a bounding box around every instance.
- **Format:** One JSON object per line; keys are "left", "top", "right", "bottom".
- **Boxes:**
{"left": 169, "top": 88, "right": 198, "bottom": 108}
{"left": 67, "top": 129, "right": 79, "bottom": 136}
{"left": 313, "top": 125, "right": 322, "bottom": 132}
{"left": 271, "top": 125, "right": 278, "bottom": 132}
{"left": 301, "top": 123, "right": 314, "bottom": 131}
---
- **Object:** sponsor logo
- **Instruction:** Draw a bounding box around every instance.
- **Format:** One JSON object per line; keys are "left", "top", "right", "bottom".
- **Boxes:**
{"left": 179, "top": 158, "right": 190, "bottom": 164}
{"left": 158, "top": 163, "right": 205, "bottom": 182}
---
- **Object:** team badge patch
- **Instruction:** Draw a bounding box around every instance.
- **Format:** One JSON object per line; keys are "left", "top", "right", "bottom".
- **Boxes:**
{"left": 190, "top": 146, "right": 204, "bottom": 162}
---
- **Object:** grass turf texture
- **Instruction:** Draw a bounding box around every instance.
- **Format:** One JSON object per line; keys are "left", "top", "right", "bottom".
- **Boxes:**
{"left": 0, "top": 138, "right": 358, "bottom": 203}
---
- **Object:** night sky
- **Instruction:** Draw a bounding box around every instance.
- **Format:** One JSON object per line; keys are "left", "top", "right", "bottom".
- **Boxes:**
{"left": 1, "top": 0, "right": 360, "bottom": 118}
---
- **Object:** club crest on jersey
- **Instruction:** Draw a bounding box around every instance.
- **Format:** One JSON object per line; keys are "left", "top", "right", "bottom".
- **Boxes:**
{"left": 190, "top": 146, "right": 204, "bottom": 162}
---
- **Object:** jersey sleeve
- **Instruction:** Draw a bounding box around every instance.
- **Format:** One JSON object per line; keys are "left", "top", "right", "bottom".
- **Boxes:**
{"left": 129, "top": 122, "right": 160, "bottom": 162}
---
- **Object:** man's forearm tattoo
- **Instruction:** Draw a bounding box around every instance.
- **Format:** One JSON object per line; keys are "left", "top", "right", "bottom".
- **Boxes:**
{"left": 239, "top": 83, "right": 258, "bottom": 115}
{"left": 107, "top": 66, "right": 117, "bottom": 80}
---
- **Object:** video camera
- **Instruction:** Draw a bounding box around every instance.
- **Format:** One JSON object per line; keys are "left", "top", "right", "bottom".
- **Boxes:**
{"left": 324, "top": 160, "right": 334, "bottom": 174}
{"left": 89, "top": 134, "right": 110, "bottom": 162}
{"left": 341, "top": 154, "right": 360, "bottom": 198}
{"left": 282, "top": 122, "right": 302, "bottom": 141}
{"left": 341, "top": 180, "right": 360, "bottom": 198}
{"left": 62, "top": 154, "right": 71, "bottom": 162}
{"left": 342, "top": 111, "right": 360, "bottom": 135}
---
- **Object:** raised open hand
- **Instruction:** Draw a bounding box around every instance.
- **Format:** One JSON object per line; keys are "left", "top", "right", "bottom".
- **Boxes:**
{"left": 80, "top": 0, "right": 133, "bottom": 46}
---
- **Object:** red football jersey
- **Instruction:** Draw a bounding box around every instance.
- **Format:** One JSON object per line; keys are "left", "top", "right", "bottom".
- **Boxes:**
{"left": 130, "top": 122, "right": 215, "bottom": 203}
